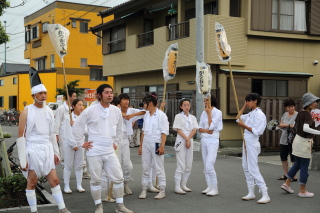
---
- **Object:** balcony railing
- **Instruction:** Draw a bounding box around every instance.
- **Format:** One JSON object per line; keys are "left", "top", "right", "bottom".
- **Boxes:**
{"left": 107, "top": 39, "right": 126, "bottom": 53}
{"left": 137, "top": 31, "right": 154, "bottom": 48}
{"left": 168, "top": 21, "right": 190, "bottom": 41}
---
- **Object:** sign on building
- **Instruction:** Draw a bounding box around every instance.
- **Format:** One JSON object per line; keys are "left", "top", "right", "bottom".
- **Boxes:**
{"left": 84, "top": 89, "right": 96, "bottom": 102}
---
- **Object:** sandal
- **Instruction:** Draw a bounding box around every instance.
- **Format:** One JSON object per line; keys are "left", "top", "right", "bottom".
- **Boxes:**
{"left": 277, "top": 175, "right": 287, "bottom": 180}
{"left": 292, "top": 178, "right": 298, "bottom": 182}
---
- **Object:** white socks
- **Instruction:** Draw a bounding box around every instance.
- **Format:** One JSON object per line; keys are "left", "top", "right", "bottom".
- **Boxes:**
{"left": 51, "top": 185, "right": 66, "bottom": 210}
{"left": 26, "top": 189, "right": 37, "bottom": 212}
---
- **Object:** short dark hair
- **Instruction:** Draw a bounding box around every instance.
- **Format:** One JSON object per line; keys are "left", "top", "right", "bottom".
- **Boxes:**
{"left": 143, "top": 95, "right": 157, "bottom": 107}
{"left": 96, "top": 84, "right": 113, "bottom": 101}
{"left": 179, "top": 99, "right": 191, "bottom": 112}
{"left": 245, "top": 93, "right": 261, "bottom": 106}
{"left": 284, "top": 98, "right": 295, "bottom": 107}
{"left": 139, "top": 103, "right": 144, "bottom": 107}
{"left": 118, "top": 93, "right": 130, "bottom": 101}
{"left": 68, "top": 89, "right": 76, "bottom": 97}
{"left": 209, "top": 95, "right": 218, "bottom": 108}
{"left": 111, "top": 96, "right": 120, "bottom": 106}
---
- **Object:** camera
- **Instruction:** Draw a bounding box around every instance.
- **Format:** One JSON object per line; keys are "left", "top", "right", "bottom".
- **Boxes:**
{"left": 313, "top": 60, "right": 318, "bottom": 66}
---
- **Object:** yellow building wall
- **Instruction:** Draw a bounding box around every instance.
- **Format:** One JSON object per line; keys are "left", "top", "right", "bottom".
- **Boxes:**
{"left": 0, "top": 75, "right": 18, "bottom": 110}
{"left": 56, "top": 73, "right": 114, "bottom": 91}
{"left": 17, "top": 72, "right": 57, "bottom": 111}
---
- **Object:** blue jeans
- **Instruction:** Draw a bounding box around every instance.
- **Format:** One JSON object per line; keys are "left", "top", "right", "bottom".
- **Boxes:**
{"left": 286, "top": 156, "right": 310, "bottom": 185}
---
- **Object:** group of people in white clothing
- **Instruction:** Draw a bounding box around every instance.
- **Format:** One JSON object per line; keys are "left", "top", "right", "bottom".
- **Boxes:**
{"left": 19, "top": 68, "right": 320, "bottom": 213}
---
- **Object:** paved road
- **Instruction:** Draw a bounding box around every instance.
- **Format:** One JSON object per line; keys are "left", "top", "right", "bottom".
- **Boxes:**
{"left": 1, "top": 125, "right": 320, "bottom": 213}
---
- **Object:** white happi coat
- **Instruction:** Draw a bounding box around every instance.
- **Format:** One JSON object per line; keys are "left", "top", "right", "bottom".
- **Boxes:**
{"left": 172, "top": 112, "right": 198, "bottom": 182}
{"left": 55, "top": 102, "right": 71, "bottom": 161}
{"left": 199, "top": 107, "right": 223, "bottom": 187}
{"left": 23, "top": 104, "right": 60, "bottom": 178}
{"left": 239, "top": 107, "right": 268, "bottom": 189}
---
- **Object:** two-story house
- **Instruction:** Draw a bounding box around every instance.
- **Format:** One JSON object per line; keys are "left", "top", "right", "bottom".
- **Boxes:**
{"left": 15, "top": 1, "right": 114, "bottom": 110}
{"left": 91, "top": 0, "right": 320, "bottom": 147}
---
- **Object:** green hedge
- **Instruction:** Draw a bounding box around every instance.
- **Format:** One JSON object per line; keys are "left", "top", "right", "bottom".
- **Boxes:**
{"left": 0, "top": 174, "right": 27, "bottom": 208}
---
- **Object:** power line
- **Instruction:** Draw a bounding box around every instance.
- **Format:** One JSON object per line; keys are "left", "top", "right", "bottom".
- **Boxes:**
{"left": 7, "top": 31, "right": 25, "bottom": 35}
{"left": 10, "top": 0, "right": 28, "bottom": 8}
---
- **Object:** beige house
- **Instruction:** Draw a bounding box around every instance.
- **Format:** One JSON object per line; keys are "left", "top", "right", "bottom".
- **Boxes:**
{"left": 91, "top": 0, "right": 320, "bottom": 146}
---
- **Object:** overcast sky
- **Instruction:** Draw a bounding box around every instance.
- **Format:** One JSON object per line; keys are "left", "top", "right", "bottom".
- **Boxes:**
{"left": 0, "top": 0, "right": 128, "bottom": 65}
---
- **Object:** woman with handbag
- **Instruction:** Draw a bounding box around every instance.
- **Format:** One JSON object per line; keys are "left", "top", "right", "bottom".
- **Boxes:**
{"left": 172, "top": 99, "right": 198, "bottom": 194}
{"left": 277, "top": 98, "right": 298, "bottom": 181}
{"left": 281, "top": 93, "right": 320, "bottom": 197}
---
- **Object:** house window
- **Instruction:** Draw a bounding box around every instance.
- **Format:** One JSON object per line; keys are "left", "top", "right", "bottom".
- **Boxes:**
{"left": 9, "top": 96, "right": 17, "bottom": 110}
{"left": 80, "top": 58, "right": 87, "bottom": 67}
{"left": 36, "top": 59, "right": 46, "bottom": 70}
{"left": 42, "top": 22, "right": 48, "bottom": 33}
{"left": 72, "top": 20, "right": 76, "bottom": 28}
{"left": 252, "top": 79, "right": 288, "bottom": 97}
{"left": 80, "top": 22, "right": 88, "bottom": 33}
{"left": 148, "top": 85, "right": 164, "bottom": 93}
{"left": 90, "top": 67, "right": 107, "bottom": 81}
{"left": 50, "top": 54, "right": 54, "bottom": 68}
{"left": 25, "top": 26, "right": 30, "bottom": 43}
{"left": 0, "top": 96, "right": 3, "bottom": 107}
{"left": 272, "top": 0, "right": 306, "bottom": 32}
{"left": 31, "top": 25, "right": 39, "bottom": 40}
{"left": 185, "top": 0, "right": 218, "bottom": 20}
{"left": 230, "top": 0, "right": 241, "bottom": 17}
{"left": 121, "top": 87, "right": 136, "bottom": 93}
{"left": 0, "top": 79, "right": 4, "bottom": 86}
{"left": 105, "top": 24, "right": 126, "bottom": 54}
{"left": 13, "top": 77, "right": 17, "bottom": 85}
{"left": 97, "top": 31, "right": 101, "bottom": 45}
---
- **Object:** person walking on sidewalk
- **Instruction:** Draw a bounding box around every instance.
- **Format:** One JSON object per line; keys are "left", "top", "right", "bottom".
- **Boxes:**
{"left": 18, "top": 68, "right": 70, "bottom": 213}
{"left": 237, "top": 93, "right": 270, "bottom": 204}
{"left": 63, "top": 99, "right": 86, "bottom": 194}
{"left": 281, "top": 93, "right": 320, "bottom": 198}
{"left": 277, "top": 98, "right": 298, "bottom": 181}
{"left": 71, "top": 84, "right": 133, "bottom": 213}
{"left": 138, "top": 94, "right": 169, "bottom": 199}
{"left": 172, "top": 99, "right": 198, "bottom": 194}
{"left": 199, "top": 95, "right": 223, "bottom": 197}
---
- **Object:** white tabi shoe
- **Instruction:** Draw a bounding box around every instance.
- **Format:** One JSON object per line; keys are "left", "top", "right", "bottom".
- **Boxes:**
{"left": 139, "top": 187, "right": 147, "bottom": 199}
{"left": 202, "top": 186, "right": 212, "bottom": 194}
{"left": 257, "top": 188, "right": 270, "bottom": 204}
{"left": 64, "top": 185, "right": 72, "bottom": 194}
{"left": 95, "top": 203, "right": 103, "bottom": 213}
{"left": 154, "top": 187, "right": 166, "bottom": 199}
{"left": 77, "top": 186, "right": 85, "bottom": 193}
{"left": 115, "top": 203, "right": 134, "bottom": 213}
{"left": 181, "top": 182, "right": 191, "bottom": 192}
{"left": 206, "top": 185, "right": 218, "bottom": 196}
{"left": 174, "top": 184, "right": 186, "bottom": 195}
{"left": 148, "top": 183, "right": 160, "bottom": 193}
{"left": 242, "top": 185, "right": 255, "bottom": 201}
{"left": 124, "top": 181, "right": 133, "bottom": 195}
{"left": 59, "top": 208, "right": 71, "bottom": 213}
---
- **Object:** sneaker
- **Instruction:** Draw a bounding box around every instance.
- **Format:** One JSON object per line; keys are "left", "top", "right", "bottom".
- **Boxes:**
{"left": 281, "top": 184, "right": 294, "bottom": 194}
{"left": 298, "top": 191, "right": 314, "bottom": 198}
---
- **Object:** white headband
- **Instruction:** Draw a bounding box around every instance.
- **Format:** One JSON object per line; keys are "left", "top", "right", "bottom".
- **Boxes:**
{"left": 31, "top": 84, "right": 47, "bottom": 94}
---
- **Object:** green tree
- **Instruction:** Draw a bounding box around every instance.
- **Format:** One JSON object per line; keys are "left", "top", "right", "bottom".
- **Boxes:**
{"left": 56, "top": 80, "right": 84, "bottom": 99}
{"left": 0, "top": 1, "right": 10, "bottom": 45}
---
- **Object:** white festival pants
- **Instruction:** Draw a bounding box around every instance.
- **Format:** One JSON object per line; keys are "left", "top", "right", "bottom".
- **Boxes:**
{"left": 87, "top": 153, "right": 123, "bottom": 202}
{"left": 120, "top": 137, "right": 133, "bottom": 181}
{"left": 242, "top": 134, "right": 267, "bottom": 190}
{"left": 174, "top": 134, "right": 193, "bottom": 183}
{"left": 201, "top": 137, "right": 219, "bottom": 187}
{"left": 58, "top": 131, "right": 65, "bottom": 162}
{"left": 141, "top": 142, "right": 166, "bottom": 188}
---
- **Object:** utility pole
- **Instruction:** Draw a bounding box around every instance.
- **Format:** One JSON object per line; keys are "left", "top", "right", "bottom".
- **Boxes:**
{"left": 4, "top": 20, "right": 6, "bottom": 74}
{"left": 195, "top": 0, "right": 204, "bottom": 138}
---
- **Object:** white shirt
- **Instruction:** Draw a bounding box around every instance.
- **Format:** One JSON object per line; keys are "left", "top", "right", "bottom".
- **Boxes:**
{"left": 54, "top": 101, "right": 71, "bottom": 135}
{"left": 122, "top": 108, "right": 141, "bottom": 138}
{"left": 173, "top": 112, "right": 198, "bottom": 132}
{"left": 142, "top": 108, "right": 169, "bottom": 143}
{"left": 199, "top": 107, "right": 223, "bottom": 138}
{"left": 72, "top": 103, "right": 123, "bottom": 156}
{"left": 240, "top": 108, "right": 266, "bottom": 137}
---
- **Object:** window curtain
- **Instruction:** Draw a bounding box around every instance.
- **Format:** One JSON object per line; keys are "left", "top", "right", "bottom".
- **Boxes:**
{"left": 280, "top": 0, "right": 294, "bottom": 31}
{"left": 272, "top": 0, "right": 278, "bottom": 29}
{"left": 294, "top": 1, "right": 306, "bottom": 31}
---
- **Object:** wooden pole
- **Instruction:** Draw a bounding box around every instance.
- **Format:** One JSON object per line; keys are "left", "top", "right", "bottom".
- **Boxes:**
{"left": 228, "top": 61, "right": 246, "bottom": 149}
{"left": 161, "top": 81, "right": 167, "bottom": 112}
{"left": 62, "top": 62, "right": 72, "bottom": 121}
